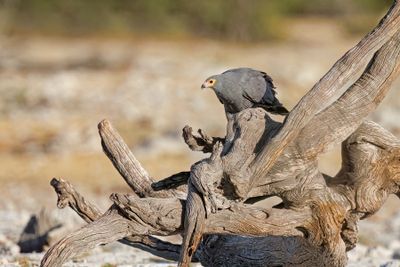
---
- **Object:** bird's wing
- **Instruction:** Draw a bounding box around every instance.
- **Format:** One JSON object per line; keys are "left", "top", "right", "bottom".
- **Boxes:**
{"left": 242, "top": 91, "right": 258, "bottom": 104}
{"left": 242, "top": 70, "right": 289, "bottom": 115}
{"left": 241, "top": 70, "right": 275, "bottom": 105}
{"left": 215, "top": 94, "right": 224, "bottom": 104}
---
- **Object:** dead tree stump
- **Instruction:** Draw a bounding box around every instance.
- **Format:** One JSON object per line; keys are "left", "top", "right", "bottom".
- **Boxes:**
{"left": 41, "top": 1, "right": 400, "bottom": 266}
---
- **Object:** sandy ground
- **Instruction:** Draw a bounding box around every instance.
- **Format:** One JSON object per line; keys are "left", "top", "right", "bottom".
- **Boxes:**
{"left": 1, "top": 18, "right": 400, "bottom": 266}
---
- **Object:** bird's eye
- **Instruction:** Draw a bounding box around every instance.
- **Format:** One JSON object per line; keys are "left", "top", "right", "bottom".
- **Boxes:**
{"left": 208, "top": 79, "right": 215, "bottom": 84}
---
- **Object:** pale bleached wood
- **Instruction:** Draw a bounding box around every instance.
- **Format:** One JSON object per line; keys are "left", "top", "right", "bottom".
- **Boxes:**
{"left": 41, "top": 209, "right": 132, "bottom": 267}
{"left": 182, "top": 125, "right": 224, "bottom": 153}
{"left": 296, "top": 29, "right": 400, "bottom": 159}
{"left": 50, "top": 177, "right": 193, "bottom": 262}
{"left": 98, "top": 119, "right": 185, "bottom": 199}
{"left": 50, "top": 178, "right": 101, "bottom": 221}
{"left": 241, "top": 29, "right": 400, "bottom": 199}
{"left": 250, "top": 0, "right": 400, "bottom": 195}
{"left": 42, "top": 118, "right": 400, "bottom": 267}
{"left": 41, "top": 2, "right": 400, "bottom": 266}
{"left": 98, "top": 119, "right": 151, "bottom": 196}
{"left": 179, "top": 12, "right": 400, "bottom": 261}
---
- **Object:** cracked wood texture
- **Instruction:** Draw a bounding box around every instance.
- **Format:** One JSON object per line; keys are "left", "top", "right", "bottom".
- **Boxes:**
{"left": 41, "top": 2, "right": 400, "bottom": 267}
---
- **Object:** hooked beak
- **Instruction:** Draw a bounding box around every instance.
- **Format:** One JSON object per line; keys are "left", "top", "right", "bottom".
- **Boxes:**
{"left": 201, "top": 82, "right": 207, "bottom": 89}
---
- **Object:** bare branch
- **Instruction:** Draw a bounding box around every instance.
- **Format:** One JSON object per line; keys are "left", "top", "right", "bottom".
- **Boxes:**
{"left": 110, "top": 193, "right": 184, "bottom": 235}
{"left": 251, "top": 0, "right": 400, "bottom": 190}
{"left": 41, "top": 3, "right": 400, "bottom": 267}
{"left": 41, "top": 209, "right": 132, "bottom": 267}
{"left": 45, "top": 120, "right": 400, "bottom": 267}
{"left": 182, "top": 125, "right": 224, "bottom": 153}
{"left": 50, "top": 177, "right": 189, "bottom": 262}
{"left": 51, "top": 177, "right": 101, "bottom": 222}
{"left": 98, "top": 119, "right": 184, "bottom": 199}
{"left": 296, "top": 29, "right": 400, "bottom": 158}
{"left": 206, "top": 203, "right": 309, "bottom": 237}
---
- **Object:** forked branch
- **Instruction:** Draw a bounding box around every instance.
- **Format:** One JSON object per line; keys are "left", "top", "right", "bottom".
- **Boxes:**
{"left": 41, "top": 2, "right": 400, "bottom": 267}
{"left": 50, "top": 177, "right": 188, "bottom": 261}
{"left": 42, "top": 117, "right": 400, "bottom": 267}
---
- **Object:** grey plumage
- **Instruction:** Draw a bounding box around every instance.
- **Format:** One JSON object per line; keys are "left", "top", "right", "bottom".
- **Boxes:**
{"left": 201, "top": 68, "right": 289, "bottom": 115}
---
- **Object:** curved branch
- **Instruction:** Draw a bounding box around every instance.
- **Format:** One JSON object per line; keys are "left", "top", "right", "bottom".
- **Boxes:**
{"left": 98, "top": 119, "right": 152, "bottom": 196}
{"left": 50, "top": 178, "right": 101, "bottom": 222}
{"left": 296, "top": 29, "right": 400, "bottom": 158}
{"left": 41, "top": 209, "right": 132, "bottom": 267}
{"left": 333, "top": 121, "right": 400, "bottom": 217}
{"left": 41, "top": 3, "right": 400, "bottom": 267}
{"left": 45, "top": 119, "right": 400, "bottom": 267}
{"left": 179, "top": 141, "right": 225, "bottom": 266}
{"left": 179, "top": 185, "right": 206, "bottom": 267}
{"left": 250, "top": 1, "right": 400, "bottom": 190}
{"left": 50, "top": 177, "right": 190, "bottom": 262}
{"left": 98, "top": 119, "right": 185, "bottom": 199}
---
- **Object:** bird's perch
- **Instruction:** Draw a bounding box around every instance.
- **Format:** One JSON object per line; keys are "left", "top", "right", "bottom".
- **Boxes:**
{"left": 41, "top": 1, "right": 400, "bottom": 266}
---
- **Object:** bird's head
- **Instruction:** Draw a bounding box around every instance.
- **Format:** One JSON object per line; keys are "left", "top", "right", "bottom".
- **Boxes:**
{"left": 201, "top": 75, "right": 219, "bottom": 90}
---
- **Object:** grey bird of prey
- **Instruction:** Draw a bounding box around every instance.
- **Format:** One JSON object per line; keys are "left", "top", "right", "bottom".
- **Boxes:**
{"left": 151, "top": 68, "right": 288, "bottom": 192}
{"left": 201, "top": 68, "right": 289, "bottom": 116}
{"left": 201, "top": 68, "right": 289, "bottom": 152}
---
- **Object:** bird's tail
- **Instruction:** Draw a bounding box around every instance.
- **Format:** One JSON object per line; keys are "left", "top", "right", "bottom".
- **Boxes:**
{"left": 265, "top": 104, "right": 289, "bottom": 115}
{"left": 251, "top": 101, "right": 289, "bottom": 115}
{"left": 243, "top": 91, "right": 289, "bottom": 116}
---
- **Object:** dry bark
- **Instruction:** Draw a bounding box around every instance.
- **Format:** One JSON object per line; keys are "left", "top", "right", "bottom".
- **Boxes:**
{"left": 41, "top": 1, "right": 400, "bottom": 267}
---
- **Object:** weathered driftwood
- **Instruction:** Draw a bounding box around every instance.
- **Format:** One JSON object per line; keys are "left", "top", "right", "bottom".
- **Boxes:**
{"left": 41, "top": 1, "right": 400, "bottom": 266}
{"left": 47, "top": 177, "right": 193, "bottom": 262}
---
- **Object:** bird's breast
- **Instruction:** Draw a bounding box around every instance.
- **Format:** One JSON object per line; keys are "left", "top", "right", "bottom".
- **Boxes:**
{"left": 220, "top": 95, "right": 244, "bottom": 114}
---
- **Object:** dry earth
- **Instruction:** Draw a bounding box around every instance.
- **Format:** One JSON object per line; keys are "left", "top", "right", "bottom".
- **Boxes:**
{"left": 0, "top": 19, "right": 400, "bottom": 266}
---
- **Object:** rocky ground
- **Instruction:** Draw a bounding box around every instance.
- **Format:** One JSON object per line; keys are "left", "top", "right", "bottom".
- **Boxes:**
{"left": 1, "top": 18, "right": 400, "bottom": 266}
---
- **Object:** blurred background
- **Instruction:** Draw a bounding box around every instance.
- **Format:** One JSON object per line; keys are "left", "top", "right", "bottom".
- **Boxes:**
{"left": 1, "top": 0, "right": 400, "bottom": 266}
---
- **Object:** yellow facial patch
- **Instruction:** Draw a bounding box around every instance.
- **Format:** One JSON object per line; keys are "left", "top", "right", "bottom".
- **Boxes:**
{"left": 207, "top": 79, "right": 216, "bottom": 86}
